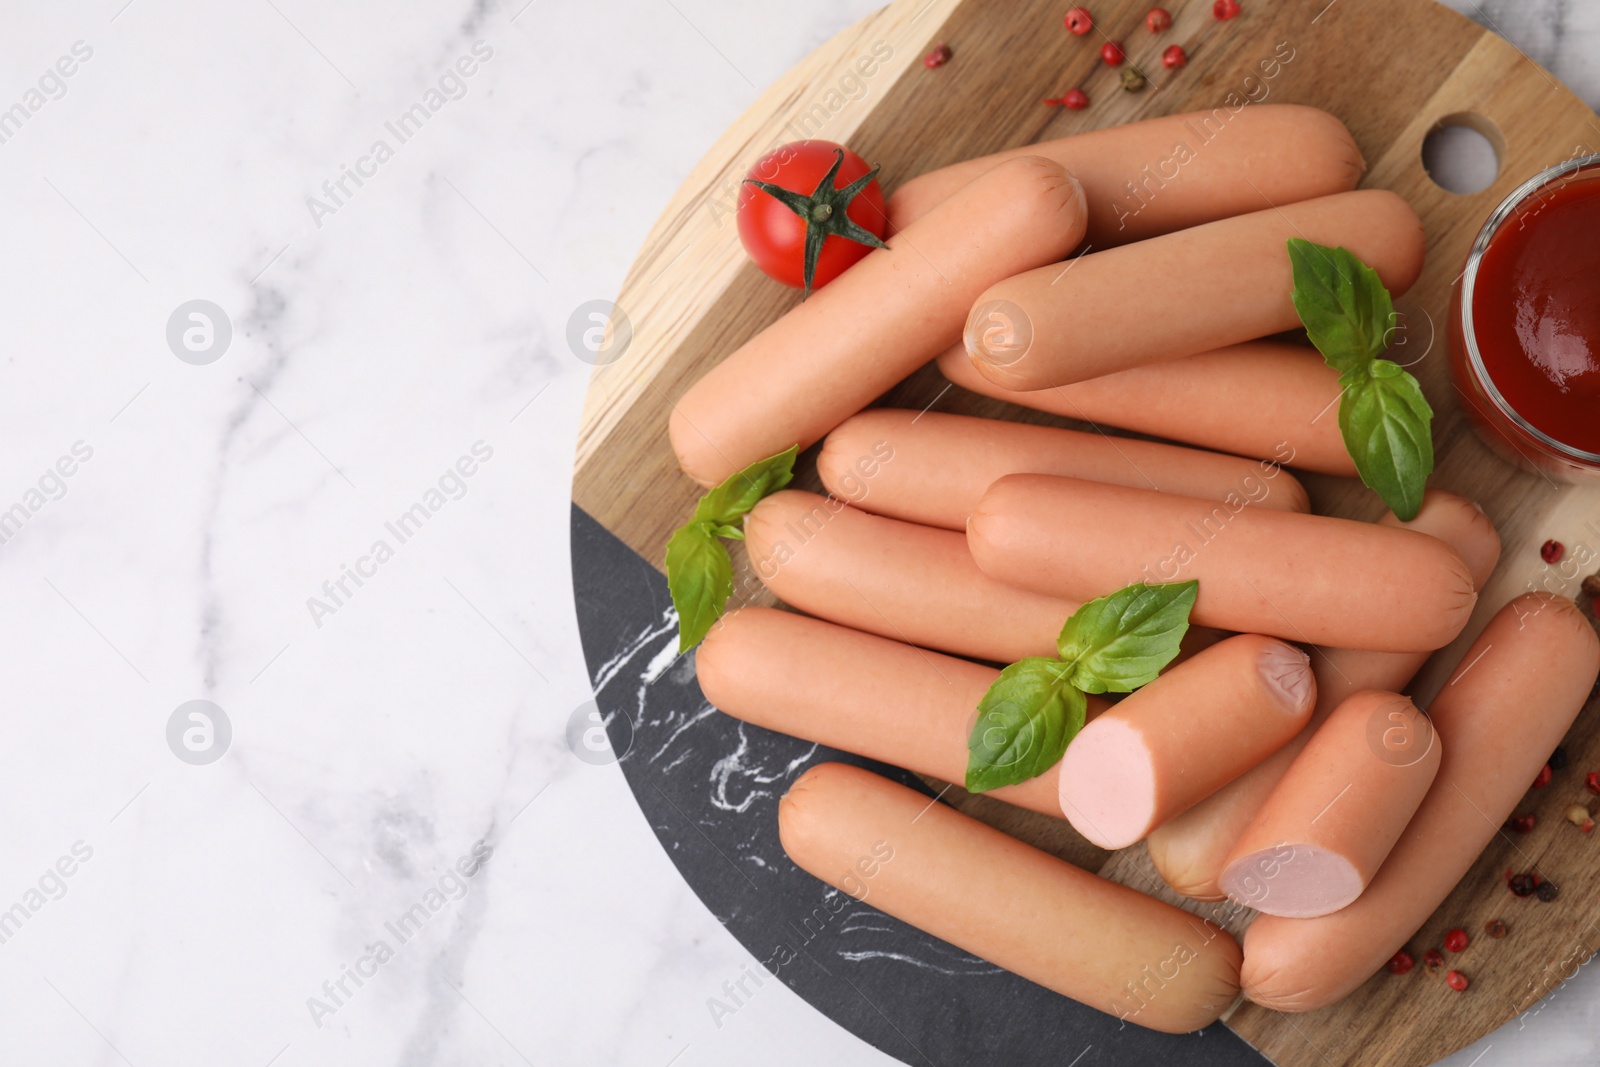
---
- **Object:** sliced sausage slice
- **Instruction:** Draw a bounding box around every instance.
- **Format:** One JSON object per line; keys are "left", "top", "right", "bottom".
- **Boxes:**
{"left": 968, "top": 474, "right": 1477, "bottom": 653}
{"left": 779, "top": 762, "right": 1243, "bottom": 1033}
{"left": 1219, "top": 690, "right": 1441, "bottom": 918}
{"left": 1240, "top": 593, "right": 1600, "bottom": 1012}
{"left": 887, "top": 104, "right": 1364, "bottom": 246}
{"left": 816, "top": 408, "right": 1309, "bottom": 531}
{"left": 963, "top": 190, "right": 1425, "bottom": 391}
{"left": 936, "top": 341, "right": 1356, "bottom": 477}
{"left": 1058, "top": 635, "right": 1315, "bottom": 850}
{"left": 671, "top": 155, "right": 1090, "bottom": 487}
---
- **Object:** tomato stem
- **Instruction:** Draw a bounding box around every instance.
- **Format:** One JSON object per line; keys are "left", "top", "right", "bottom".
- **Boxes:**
{"left": 744, "top": 148, "right": 889, "bottom": 297}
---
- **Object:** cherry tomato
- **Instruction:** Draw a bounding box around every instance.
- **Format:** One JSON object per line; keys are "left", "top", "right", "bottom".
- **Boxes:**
{"left": 737, "top": 140, "right": 888, "bottom": 293}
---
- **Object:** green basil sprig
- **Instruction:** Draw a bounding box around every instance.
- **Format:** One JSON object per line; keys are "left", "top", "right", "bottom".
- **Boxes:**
{"left": 1287, "top": 238, "right": 1434, "bottom": 522}
{"left": 665, "top": 446, "right": 797, "bottom": 652}
{"left": 965, "top": 580, "right": 1197, "bottom": 793}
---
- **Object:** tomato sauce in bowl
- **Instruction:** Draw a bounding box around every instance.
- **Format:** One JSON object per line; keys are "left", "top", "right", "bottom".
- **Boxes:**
{"left": 1451, "top": 155, "right": 1600, "bottom": 477}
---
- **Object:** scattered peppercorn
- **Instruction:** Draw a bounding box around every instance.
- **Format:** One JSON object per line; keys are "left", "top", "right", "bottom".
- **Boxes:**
{"left": 1509, "top": 872, "right": 1537, "bottom": 897}
{"left": 1162, "top": 44, "right": 1187, "bottom": 68}
{"left": 1446, "top": 970, "right": 1470, "bottom": 992}
{"left": 1551, "top": 745, "right": 1569, "bottom": 770}
{"left": 1120, "top": 67, "right": 1146, "bottom": 91}
{"left": 1443, "top": 928, "right": 1469, "bottom": 953}
{"left": 1588, "top": 771, "right": 1600, "bottom": 796}
{"left": 1101, "top": 40, "right": 1126, "bottom": 65}
{"left": 1508, "top": 813, "right": 1537, "bottom": 833}
{"left": 1541, "top": 539, "right": 1566, "bottom": 564}
{"left": 1061, "top": 87, "right": 1089, "bottom": 109}
{"left": 1533, "top": 762, "right": 1554, "bottom": 789}
{"left": 1063, "top": 6, "right": 1094, "bottom": 34}
{"left": 1423, "top": 948, "right": 1445, "bottom": 974}
{"left": 1484, "top": 918, "right": 1508, "bottom": 939}
{"left": 1213, "top": 0, "right": 1242, "bottom": 19}
{"left": 923, "top": 43, "right": 952, "bottom": 68}
{"left": 1145, "top": 6, "right": 1172, "bottom": 32}
{"left": 1566, "top": 804, "right": 1595, "bottom": 833}
{"left": 1386, "top": 950, "right": 1414, "bottom": 975}
{"left": 1537, "top": 879, "right": 1560, "bottom": 902}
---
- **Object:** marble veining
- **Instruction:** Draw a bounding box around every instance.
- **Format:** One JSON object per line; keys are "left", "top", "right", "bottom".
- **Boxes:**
{"left": 1, "top": 0, "right": 1596, "bottom": 1064}
{"left": 572, "top": 508, "right": 1260, "bottom": 1067}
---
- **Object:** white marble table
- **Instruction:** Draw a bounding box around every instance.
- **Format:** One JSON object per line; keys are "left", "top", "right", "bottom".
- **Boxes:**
{"left": 0, "top": 1, "right": 1594, "bottom": 1064}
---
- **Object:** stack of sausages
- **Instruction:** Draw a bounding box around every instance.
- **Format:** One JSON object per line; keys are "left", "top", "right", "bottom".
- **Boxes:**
{"left": 668, "top": 105, "right": 1600, "bottom": 1033}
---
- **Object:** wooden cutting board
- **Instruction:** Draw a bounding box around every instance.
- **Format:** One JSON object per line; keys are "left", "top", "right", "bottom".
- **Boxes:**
{"left": 573, "top": 1, "right": 1600, "bottom": 1064}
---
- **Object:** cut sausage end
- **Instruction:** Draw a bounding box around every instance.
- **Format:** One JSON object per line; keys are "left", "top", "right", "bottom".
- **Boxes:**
{"left": 1058, "top": 719, "right": 1158, "bottom": 849}
{"left": 1219, "top": 846, "right": 1364, "bottom": 918}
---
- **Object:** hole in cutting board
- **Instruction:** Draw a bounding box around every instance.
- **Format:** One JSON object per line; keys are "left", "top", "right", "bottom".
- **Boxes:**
{"left": 1422, "top": 113, "right": 1504, "bottom": 194}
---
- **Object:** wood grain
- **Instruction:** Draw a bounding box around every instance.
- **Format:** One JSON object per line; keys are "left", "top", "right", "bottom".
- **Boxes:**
{"left": 573, "top": 1, "right": 1600, "bottom": 1064}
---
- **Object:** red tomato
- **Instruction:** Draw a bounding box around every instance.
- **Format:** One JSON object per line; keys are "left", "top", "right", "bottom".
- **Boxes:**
{"left": 737, "top": 140, "right": 888, "bottom": 292}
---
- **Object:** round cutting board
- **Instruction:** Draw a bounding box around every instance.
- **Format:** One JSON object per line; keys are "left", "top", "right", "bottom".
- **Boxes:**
{"left": 571, "top": 2, "right": 1600, "bottom": 1064}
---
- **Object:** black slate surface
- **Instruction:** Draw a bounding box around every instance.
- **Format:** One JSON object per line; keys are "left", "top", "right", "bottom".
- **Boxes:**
{"left": 572, "top": 502, "right": 1270, "bottom": 1067}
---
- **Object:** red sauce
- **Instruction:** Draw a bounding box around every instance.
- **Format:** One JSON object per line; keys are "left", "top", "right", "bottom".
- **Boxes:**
{"left": 1469, "top": 172, "right": 1600, "bottom": 454}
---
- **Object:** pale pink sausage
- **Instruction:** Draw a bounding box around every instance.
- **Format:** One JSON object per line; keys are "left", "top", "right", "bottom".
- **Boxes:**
{"left": 696, "top": 607, "right": 1078, "bottom": 817}
{"left": 936, "top": 341, "right": 1356, "bottom": 477}
{"left": 1241, "top": 594, "right": 1600, "bottom": 1012}
{"left": 1145, "top": 491, "right": 1501, "bottom": 901}
{"left": 887, "top": 104, "right": 1364, "bottom": 246}
{"left": 963, "top": 189, "right": 1425, "bottom": 391}
{"left": 745, "top": 488, "right": 1226, "bottom": 664}
{"left": 747, "top": 489, "right": 1079, "bottom": 662}
{"left": 969, "top": 475, "right": 1477, "bottom": 653}
{"left": 779, "top": 762, "right": 1243, "bottom": 1033}
{"left": 1058, "top": 635, "right": 1315, "bottom": 850}
{"left": 670, "top": 156, "right": 1090, "bottom": 487}
{"left": 1219, "top": 690, "right": 1441, "bottom": 918}
{"left": 816, "top": 408, "right": 1309, "bottom": 531}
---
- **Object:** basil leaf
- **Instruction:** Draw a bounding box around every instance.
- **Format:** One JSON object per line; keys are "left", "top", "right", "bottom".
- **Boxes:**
{"left": 966, "top": 659, "right": 1087, "bottom": 793}
{"left": 1286, "top": 239, "right": 1435, "bottom": 519}
{"left": 1287, "top": 238, "right": 1394, "bottom": 374}
{"left": 693, "top": 445, "right": 798, "bottom": 527}
{"left": 1056, "top": 581, "right": 1198, "bottom": 694}
{"left": 665, "top": 520, "right": 733, "bottom": 652}
{"left": 1338, "top": 359, "right": 1435, "bottom": 523}
{"left": 665, "top": 445, "right": 797, "bottom": 652}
